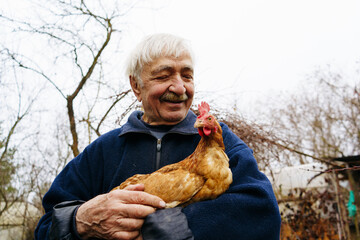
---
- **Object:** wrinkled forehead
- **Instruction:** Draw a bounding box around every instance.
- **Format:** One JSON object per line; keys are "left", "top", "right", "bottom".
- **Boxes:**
{"left": 150, "top": 52, "right": 193, "bottom": 67}
{"left": 144, "top": 48, "right": 193, "bottom": 66}
{"left": 140, "top": 54, "right": 193, "bottom": 79}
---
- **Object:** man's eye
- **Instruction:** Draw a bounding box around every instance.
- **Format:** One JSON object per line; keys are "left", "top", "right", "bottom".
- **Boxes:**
{"left": 155, "top": 75, "right": 169, "bottom": 80}
{"left": 183, "top": 75, "right": 193, "bottom": 80}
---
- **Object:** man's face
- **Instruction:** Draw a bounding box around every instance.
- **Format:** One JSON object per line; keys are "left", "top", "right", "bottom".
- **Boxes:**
{"left": 131, "top": 53, "right": 194, "bottom": 125}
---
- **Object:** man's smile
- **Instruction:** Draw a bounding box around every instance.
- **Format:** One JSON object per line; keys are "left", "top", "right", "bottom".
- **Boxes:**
{"left": 160, "top": 92, "right": 188, "bottom": 103}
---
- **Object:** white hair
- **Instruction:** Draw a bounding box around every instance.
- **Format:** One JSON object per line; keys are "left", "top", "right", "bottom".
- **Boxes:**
{"left": 125, "top": 33, "right": 194, "bottom": 85}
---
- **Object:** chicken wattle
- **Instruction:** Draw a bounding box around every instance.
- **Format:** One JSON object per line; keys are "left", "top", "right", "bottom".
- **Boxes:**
{"left": 112, "top": 101, "right": 232, "bottom": 208}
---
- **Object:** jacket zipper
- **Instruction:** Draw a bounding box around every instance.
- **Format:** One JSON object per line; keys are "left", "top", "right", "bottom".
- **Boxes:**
{"left": 156, "top": 138, "right": 162, "bottom": 170}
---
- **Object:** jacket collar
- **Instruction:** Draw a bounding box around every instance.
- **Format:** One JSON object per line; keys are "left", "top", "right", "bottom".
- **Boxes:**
{"left": 119, "top": 110, "right": 199, "bottom": 137}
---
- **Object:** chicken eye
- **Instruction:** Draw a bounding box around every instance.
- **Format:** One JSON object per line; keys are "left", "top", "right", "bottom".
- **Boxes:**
{"left": 208, "top": 117, "right": 212, "bottom": 121}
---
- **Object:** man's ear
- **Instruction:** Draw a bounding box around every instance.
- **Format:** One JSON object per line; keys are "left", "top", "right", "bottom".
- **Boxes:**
{"left": 129, "top": 76, "right": 142, "bottom": 102}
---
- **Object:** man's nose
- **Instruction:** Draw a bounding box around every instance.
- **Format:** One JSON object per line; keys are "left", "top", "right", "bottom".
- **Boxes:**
{"left": 169, "top": 74, "right": 186, "bottom": 95}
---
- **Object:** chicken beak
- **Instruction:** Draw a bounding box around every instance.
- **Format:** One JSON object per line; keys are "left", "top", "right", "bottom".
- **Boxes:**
{"left": 194, "top": 119, "right": 204, "bottom": 128}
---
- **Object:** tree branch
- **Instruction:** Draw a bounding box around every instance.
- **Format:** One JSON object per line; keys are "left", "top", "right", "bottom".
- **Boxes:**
{"left": 96, "top": 90, "right": 131, "bottom": 134}
{"left": 1, "top": 48, "right": 66, "bottom": 99}
{"left": 67, "top": 18, "right": 113, "bottom": 156}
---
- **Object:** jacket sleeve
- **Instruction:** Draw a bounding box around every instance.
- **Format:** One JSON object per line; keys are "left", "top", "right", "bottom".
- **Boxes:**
{"left": 35, "top": 143, "right": 104, "bottom": 240}
{"left": 182, "top": 123, "right": 281, "bottom": 240}
{"left": 49, "top": 201, "right": 85, "bottom": 240}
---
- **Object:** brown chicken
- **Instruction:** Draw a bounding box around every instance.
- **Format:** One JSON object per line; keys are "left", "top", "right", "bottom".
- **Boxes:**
{"left": 112, "top": 102, "right": 232, "bottom": 208}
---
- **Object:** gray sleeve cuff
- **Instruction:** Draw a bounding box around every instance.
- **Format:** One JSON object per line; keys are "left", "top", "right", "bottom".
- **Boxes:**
{"left": 49, "top": 200, "right": 85, "bottom": 240}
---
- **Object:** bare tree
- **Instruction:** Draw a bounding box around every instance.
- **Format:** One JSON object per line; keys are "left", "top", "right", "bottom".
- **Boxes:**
{"left": 245, "top": 65, "right": 360, "bottom": 239}
{"left": 0, "top": 70, "right": 37, "bottom": 217}
{"left": 0, "top": 1, "right": 142, "bottom": 238}
{"left": 1, "top": 0, "right": 136, "bottom": 157}
{"left": 247, "top": 65, "right": 360, "bottom": 167}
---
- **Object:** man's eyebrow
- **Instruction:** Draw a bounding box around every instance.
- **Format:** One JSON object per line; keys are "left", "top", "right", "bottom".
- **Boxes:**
{"left": 182, "top": 66, "right": 194, "bottom": 73}
{"left": 151, "top": 65, "right": 172, "bottom": 75}
{"left": 151, "top": 65, "right": 194, "bottom": 75}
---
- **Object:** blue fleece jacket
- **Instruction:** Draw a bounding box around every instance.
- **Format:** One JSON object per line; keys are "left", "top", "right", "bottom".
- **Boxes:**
{"left": 35, "top": 110, "right": 281, "bottom": 240}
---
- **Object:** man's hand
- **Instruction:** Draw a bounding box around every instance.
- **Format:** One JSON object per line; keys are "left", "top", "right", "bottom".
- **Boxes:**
{"left": 76, "top": 184, "right": 166, "bottom": 240}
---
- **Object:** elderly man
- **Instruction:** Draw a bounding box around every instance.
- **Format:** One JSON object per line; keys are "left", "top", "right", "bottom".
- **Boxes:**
{"left": 35, "top": 33, "right": 281, "bottom": 240}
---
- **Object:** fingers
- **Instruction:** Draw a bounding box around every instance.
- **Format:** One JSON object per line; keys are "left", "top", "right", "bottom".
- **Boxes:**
{"left": 115, "top": 218, "right": 144, "bottom": 231}
{"left": 111, "top": 230, "right": 141, "bottom": 240}
{"left": 75, "top": 190, "right": 165, "bottom": 240}
{"left": 135, "top": 233, "right": 143, "bottom": 240}
{"left": 117, "top": 203, "right": 156, "bottom": 219}
{"left": 124, "top": 184, "right": 145, "bottom": 191}
{"left": 76, "top": 200, "right": 146, "bottom": 239}
{"left": 110, "top": 189, "right": 166, "bottom": 209}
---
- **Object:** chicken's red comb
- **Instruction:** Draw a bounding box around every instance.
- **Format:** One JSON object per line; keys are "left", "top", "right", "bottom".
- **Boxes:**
{"left": 198, "top": 101, "right": 210, "bottom": 117}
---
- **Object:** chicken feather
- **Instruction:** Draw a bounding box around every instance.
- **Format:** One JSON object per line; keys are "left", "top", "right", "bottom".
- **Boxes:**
{"left": 112, "top": 102, "right": 232, "bottom": 208}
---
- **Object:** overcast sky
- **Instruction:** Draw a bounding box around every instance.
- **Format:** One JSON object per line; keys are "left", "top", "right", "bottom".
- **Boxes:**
{"left": 119, "top": 0, "right": 360, "bottom": 111}
{"left": 3, "top": 0, "right": 360, "bottom": 114}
